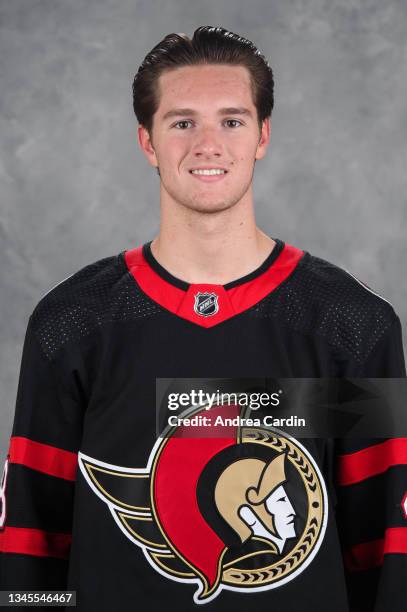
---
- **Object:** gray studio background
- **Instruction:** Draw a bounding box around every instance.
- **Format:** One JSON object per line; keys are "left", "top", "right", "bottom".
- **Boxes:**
{"left": 1, "top": 1, "right": 406, "bottom": 464}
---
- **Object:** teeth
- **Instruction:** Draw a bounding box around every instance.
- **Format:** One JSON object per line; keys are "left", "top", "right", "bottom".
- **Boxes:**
{"left": 191, "top": 169, "right": 226, "bottom": 175}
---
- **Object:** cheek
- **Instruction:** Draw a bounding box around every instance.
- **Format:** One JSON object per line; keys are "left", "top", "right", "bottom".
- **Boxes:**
{"left": 156, "top": 134, "right": 186, "bottom": 159}
{"left": 233, "top": 147, "right": 259, "bottom": 167}
{"left": 163, "top": 141, "right": 189, "bottom": 170}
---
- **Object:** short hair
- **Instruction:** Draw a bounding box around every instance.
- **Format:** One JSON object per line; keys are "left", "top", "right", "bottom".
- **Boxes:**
{"left": 132, "top": 26, "right": 274, "bottom": 137}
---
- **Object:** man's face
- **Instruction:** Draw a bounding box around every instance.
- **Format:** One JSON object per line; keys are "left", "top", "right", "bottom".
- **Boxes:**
{"left": 138, "top": 64, "right": 270, "bottom": 214}
{"left": 265, "top": 484, "right": 296, "bottom": 540}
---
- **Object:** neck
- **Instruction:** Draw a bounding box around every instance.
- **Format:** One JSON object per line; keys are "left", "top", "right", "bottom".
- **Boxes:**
{"left": 150, "top": 191, "right": 275, "bottom": 285}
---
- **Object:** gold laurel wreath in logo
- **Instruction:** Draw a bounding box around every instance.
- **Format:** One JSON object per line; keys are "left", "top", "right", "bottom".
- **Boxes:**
{"left": 222, "top": 428, "right": 324, "bottom": 587}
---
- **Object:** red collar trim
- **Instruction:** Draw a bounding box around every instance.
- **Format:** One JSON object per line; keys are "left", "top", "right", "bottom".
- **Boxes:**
{"left": 124, "top": 243, "right": 304, "bottom": 328}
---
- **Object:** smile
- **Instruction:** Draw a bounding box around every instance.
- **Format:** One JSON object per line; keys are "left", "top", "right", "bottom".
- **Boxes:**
{"left": 189, "top": 169, "right": 228, "bottom": 182}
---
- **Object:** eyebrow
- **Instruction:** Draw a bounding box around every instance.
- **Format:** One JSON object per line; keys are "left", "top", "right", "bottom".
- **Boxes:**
{"left": 162, "top": 107, "right": 253, "bottom": 121}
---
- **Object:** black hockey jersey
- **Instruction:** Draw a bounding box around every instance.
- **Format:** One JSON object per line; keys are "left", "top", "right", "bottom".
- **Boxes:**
{"left": 1, "top": 237, "right": 406, "bottom": 611}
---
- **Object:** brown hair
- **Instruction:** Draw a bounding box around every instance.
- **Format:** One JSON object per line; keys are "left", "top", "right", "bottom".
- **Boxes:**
{"left": 132, "top": 26, "right": 274, "bottom": 137}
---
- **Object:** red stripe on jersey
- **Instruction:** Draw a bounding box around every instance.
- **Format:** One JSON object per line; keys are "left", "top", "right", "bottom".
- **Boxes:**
{"left": 9, "top": 437, "right": 78, "bottom": 481}
{"left": 0, "top": 526, "right": 71, "bottom": 559}
{"left": 344, "top": 537, "right": 383, "bottom": 571}
{"left": 345, "top": 527, "right": 407, "bottom": 571}
{"left": 337, "top": 438, "right": 407, "bottom": 486}
{"left": 384, "top": 527, "right": 407, "bottom": 554}
{"left": 124, "top": 243, "right": 304, "bottom": 328}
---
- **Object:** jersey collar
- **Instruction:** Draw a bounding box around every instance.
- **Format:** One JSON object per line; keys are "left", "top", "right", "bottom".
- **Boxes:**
{"left": 123, "top": 239, "right": 304, "bottom": 328}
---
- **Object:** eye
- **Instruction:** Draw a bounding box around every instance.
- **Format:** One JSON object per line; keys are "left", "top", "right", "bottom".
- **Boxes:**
{"left": 174, "top": 120, "right": 193, "bottom": 129}
{"left": 225, "top": 119, "right": 242, "bottom": 128}
{"left": 277, "top": 496, "right": 287, "bottom": 502}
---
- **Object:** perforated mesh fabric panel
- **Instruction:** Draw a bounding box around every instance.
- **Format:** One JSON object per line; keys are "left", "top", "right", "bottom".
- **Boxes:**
{"left": 30, "top": 252, "right": 164, "bottom": 361}
{"left": 249, "top": 253, "right": 396, "bottom": 365}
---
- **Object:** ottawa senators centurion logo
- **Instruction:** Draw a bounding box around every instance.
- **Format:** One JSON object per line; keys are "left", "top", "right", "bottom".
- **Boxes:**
{"left": 78, "top": 403, "right": 328, "bottom": 604}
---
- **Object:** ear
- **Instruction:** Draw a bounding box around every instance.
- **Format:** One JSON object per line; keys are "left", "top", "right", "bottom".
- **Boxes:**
{"left": 137, "top": 124, "right": 158, "bottom": 168}
{"left": 239, "top": 505, "right": 257, "bottom": 527}
{"left": 255, "top": 117, "right": 271, "bottom": 161}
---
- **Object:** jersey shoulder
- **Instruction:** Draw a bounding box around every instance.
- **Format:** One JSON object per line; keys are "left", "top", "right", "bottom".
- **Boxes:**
{"left": 297, "top": 250, "right": 398, "bottom": 361}
{"left": 300, "top": 249, "right": 396, "bottom": 308}
{"left": 255, "top": 247, "right": 399, "bottom": 365}
{"left": 29, "top": 250, "right": 160, "bottom": 360}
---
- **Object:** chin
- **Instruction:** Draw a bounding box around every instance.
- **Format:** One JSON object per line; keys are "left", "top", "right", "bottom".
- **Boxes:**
{"left": 183, "top": 199, "right": 238, "bottom": 214}
{"left": 285, "top": 526, "right": 296, "bottom": 538}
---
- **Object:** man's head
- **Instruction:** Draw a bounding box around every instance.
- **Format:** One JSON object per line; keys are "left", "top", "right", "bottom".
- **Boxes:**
{"left": 133, "top": 26, "right": 274, "bottom": 215}
{"left": 214, "top": 453, "right": 291, "bottom": 545}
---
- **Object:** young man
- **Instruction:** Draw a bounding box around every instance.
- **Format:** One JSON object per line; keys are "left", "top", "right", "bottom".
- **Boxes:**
{"left": 1, "top": 26, "right": 406, "bottom": 611}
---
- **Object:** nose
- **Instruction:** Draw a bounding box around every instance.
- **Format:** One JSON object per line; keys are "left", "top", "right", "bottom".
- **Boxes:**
{"left": 192, "top": 126, "right": 223, "bottom": 158}
{"left": 288, "top": 504, "right": 296, "bottom": 516}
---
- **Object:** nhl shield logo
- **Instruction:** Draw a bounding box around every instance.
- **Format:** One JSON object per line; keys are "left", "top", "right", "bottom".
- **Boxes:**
{"left": 79, "top": 402, "right": 328, "bottom": 605}
{"left": 194, "top": 292, "right": 219, "bottom": 317}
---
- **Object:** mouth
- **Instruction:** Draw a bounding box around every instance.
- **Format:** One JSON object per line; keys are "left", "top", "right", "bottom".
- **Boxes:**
{"left": 188, "top": 168, "right": 229, "bottom": 183}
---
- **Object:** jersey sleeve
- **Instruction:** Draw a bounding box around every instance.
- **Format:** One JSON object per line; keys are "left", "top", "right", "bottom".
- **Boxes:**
{"left": 335, "top": 312, "right": 407, "bottom": 611}
{"left": 0, "top": 312, "right": 85, "bottom": 591}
